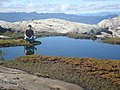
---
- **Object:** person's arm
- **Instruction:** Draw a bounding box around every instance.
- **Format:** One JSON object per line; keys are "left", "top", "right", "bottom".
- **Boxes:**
{"left": 24, "top": 30, "right": 27, "bottom": 39}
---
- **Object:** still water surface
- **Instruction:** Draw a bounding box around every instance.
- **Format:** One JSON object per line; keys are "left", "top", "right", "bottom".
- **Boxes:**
{"left": 0, "top": 36, "right": 120, "bottom": 60}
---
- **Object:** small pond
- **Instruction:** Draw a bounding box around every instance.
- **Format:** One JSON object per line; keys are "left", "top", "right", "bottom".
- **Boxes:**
{"left": 0, "top": 36, "right": 120, "bottom": 60}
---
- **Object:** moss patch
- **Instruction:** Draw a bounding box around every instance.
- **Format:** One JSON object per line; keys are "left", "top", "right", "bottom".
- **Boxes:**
{"left": 101, "top": 38, "right": 120, "bottom": 45}
{"left": 66, "top": 32, "right": 97, "bottom": 40}
{"left": 0, "top": 39, "right": 41, "bottom": 47}
{"left": 1, "top": 55, "right": 120, "bottom": 90}
{"left": 0, "top": 31, "right": 24, "bottom": 39}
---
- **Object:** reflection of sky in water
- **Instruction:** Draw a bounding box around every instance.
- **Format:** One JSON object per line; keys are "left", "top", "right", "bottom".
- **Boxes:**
{"left": 0, "top": 36, "right": 120, "bottom": 60}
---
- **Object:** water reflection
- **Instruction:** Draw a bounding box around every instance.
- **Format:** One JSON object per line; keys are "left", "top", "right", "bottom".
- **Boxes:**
{"left": 24, "top": 40, "right": 41, "bottom": 55}
{"left": 0, "top": 50, "right": 4, "bottom": 60}
{"left": 1, "top": 36, "right": 120, "bottom": 60}
{"left": 24, "top": 45, "right": 37, "bottom": 55}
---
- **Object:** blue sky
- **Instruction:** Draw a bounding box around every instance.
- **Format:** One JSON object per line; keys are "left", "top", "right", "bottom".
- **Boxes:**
{"left": 0, "top": 0, "right": 120, "bottom": 14}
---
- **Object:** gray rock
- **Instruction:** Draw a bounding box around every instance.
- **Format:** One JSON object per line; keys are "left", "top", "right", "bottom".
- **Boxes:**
{"left": 98, "top": 16, "right": 120, "bottom": 37}
{"left": 0, "top": 18, "right": 99, "bottom": 34}
{"left": 0, "top": 66, "right": 84, "bottom": 90}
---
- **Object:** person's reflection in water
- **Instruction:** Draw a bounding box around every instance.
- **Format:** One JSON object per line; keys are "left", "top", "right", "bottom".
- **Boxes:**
{"left": 24, "top": 45, "right": 37, "bottom": 55}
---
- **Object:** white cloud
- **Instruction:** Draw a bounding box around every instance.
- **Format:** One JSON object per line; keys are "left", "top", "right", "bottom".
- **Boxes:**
{"left": 84, "top": 0, "right": 119, "bottom": 1}
{"left": 61, "top": 3, "right": 70, "bottom": 12}
{"left": 0, "top": 0, "right": 10, "bottom": 6}
{"left": 1, "top": 3, "right": 120, "bottom": 13}
{"left": 0, "top": 0, "right": 120, "bottom": 13}
{"left": 0, "top": 0, "right": 10, "bottom": 2}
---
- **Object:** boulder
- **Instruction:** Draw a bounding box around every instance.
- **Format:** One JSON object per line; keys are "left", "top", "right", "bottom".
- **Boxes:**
{"left": 98, "top": 16, "right": 120, "bottom": 37}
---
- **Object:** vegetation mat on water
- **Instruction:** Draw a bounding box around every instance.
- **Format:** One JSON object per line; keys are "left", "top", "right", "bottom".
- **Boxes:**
{"left": 0, "top": 39, "right": 41, "bottom": 47}
{"left": 1, "top": 55, "right": 120, "bottom": 90}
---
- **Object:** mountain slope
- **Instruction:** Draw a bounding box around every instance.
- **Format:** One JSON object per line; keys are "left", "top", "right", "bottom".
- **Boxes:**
{"left": 0, "top": 12, "right": 118, "bottom": 24}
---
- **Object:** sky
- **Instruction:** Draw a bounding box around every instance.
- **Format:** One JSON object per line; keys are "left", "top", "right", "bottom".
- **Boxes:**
{"left": 0, "top": 0, "right": 120, "bottom": 14}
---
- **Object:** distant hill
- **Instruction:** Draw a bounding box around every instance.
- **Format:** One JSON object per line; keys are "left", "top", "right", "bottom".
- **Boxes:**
{"left": 0, "top": 12, "right": 118, "bottom": 24}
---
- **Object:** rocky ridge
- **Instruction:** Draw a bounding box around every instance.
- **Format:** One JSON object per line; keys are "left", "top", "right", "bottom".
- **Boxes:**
{"left": 1, "top": 17, "right": 120, "bottom": 38}
{"left": 0, "top": 18, "right": 99, "bottom": 34}
{"left": 98, "top": 16, "right": 120, "bottom": 37}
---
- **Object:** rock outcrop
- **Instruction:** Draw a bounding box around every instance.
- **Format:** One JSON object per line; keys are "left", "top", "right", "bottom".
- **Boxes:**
{"left": 98, "top": 16, "right": 120, "bottom": 37}
{"left": 0, "top": 66, "right": 83, "bottom": 90}
{"left": 0, "top": 18, "right": 99, "bottom": 34}
{"left": 1, "top": 17, "right": 120, "bottom": 38}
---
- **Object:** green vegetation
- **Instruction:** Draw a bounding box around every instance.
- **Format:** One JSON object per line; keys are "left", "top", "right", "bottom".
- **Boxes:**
{"left": 0, "top": 31, "right": 98, "bottom": 47}
{"left": 0, "top": 31, "right": 66, "bottom": 39}
{"left": 1, "top": 30, "right": 120, "bottom": 46}
{"left": 1, "top": 55, "right": 120, "bottom": 90}
{"left": 35, "top": 32, "right": 97, "bottom": 40}
{"left": 0, "top": 31, "right": 24, "bottom": 39}
{"left": 35, "top": 31, "right": 66, "bottom": 38}
{"left": 2, "top": 30, "right": 120, "bottom": 45}
{"left": 0, "top": 39, "right": 41, "bottom": 47}
{"left": 101, "top": 38, "right": 120, "bottom": 45}
{"left": 0, "top": 31, "right": 96, "bottom": 39}
{"left": 66, "top": 32, "right": 97, "bottom": 40}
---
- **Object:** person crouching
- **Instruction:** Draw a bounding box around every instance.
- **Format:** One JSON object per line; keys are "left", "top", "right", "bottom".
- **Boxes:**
{"left": 24, "top": 25, "right": 35, "bottom": 43}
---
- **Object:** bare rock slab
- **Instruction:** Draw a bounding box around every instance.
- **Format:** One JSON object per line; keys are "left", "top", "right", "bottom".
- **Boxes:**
{"left": 0, "top": 66, "right": 84, "bottom": 90}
